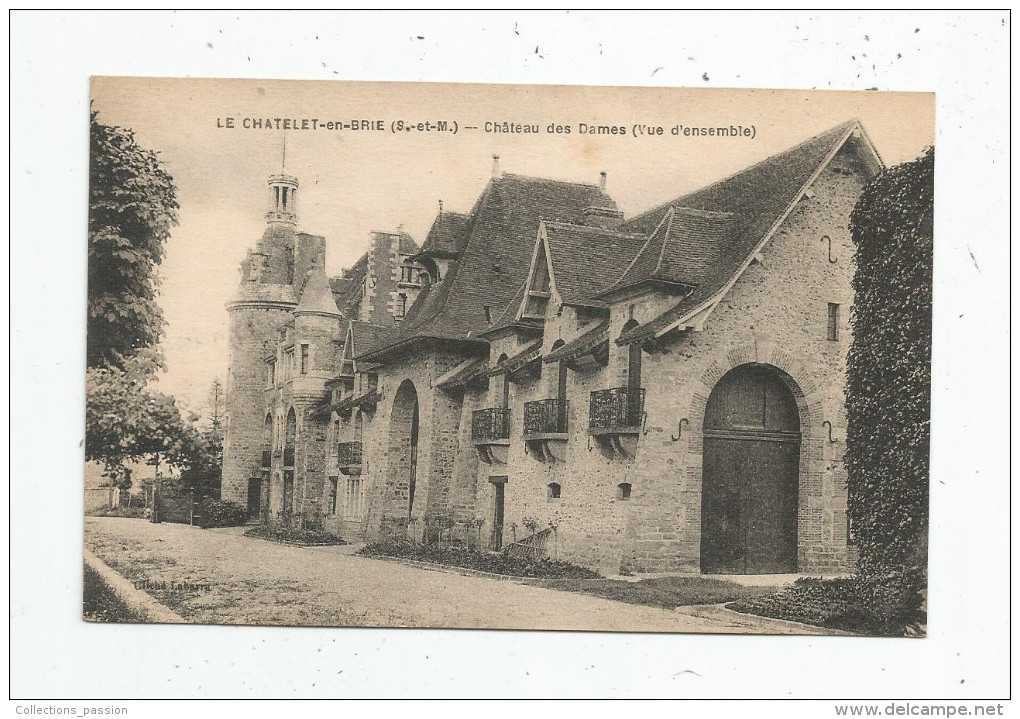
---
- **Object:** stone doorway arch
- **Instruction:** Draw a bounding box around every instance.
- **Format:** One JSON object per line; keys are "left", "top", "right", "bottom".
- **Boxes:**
{"left": 383, "top": 380, "right": 420, "bottom": 532}
{"left": 700, "top": 364, "right": 801, "bottom": 574}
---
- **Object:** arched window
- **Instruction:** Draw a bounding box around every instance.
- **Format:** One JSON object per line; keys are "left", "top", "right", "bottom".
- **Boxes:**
{"left": 547, "top": 482, "right": 561, "bottom": 500}
{"left": 284, "top": 407, "right": 297, "bottom": 467}
{"left": 262, "top": 413, "right": 273, "bottom": 467}
{"left": 617, "top": 482, "right": 632, "bottom": 500}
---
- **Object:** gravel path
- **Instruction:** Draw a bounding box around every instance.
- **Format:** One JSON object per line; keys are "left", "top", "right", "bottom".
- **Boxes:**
{"left": 83, "top": 517, "right": 829, "bottom": 634}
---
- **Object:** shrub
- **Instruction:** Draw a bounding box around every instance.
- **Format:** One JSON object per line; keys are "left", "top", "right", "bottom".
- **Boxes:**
{"left": 197, "top": 499, "right": 249, "bottom": 528}
{"left": 360, "top": 540, "right": 602, "bottom": 579}
{"left": 846, "top": 146, "right": 933, "bottom": 635}
{"left": 88, "top": 505, "right": 147, "bottom": 519}
{"left": 243, "top": 524, "right": 346, "bottom": 546}
{"left": 728, "top": 577, "right": 900, "bottom": 636}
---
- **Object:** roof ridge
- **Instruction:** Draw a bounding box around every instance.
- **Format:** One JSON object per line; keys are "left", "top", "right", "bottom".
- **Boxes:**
{"left": 624, "top": 119, "right": 857, "bottom": 229}
{"left": 671, "top": 206, "right": 737, "bottom": 220}
{"left": 543, "top": 220, "right": 644, "bottom": 239}
{"left": 498, "top": 172, "right": 602, "bottom": 189}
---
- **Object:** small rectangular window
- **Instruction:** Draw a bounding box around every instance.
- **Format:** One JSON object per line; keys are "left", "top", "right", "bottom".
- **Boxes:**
{"left": 267, "top": 361, "right": 276, "bottom": 387}
{"left": 300, "top": 344, "right": 309, "bottom": 374}
{"left": 827, "top": 303, "right": 840, "bottom": 342}
{"left": 283, "top": 350, "right": 294, "bottom": 380}
{"left": 397, "top": 293, "right": 408, "bottom": 318}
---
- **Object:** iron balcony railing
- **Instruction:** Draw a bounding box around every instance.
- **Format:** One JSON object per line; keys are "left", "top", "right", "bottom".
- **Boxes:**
{"left": 337, "top": 441, "right": 363, "bottom": 467}
{"left": 261, "top": 450, "right": 272, "bottom": 468}
{"left": 523, "top": 398, "right": 569, "bottom": 435}
{"left": 283, "top": 446, "right": 295, "bottom": 467}
{"left": 589, "top": 387, "right": 646, "bottom": 430}
{"left": 472, "top": 408, "right": 511, "bottom": 442}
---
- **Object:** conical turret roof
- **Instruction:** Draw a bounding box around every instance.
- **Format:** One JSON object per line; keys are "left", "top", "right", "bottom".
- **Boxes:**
{"left": 295, "top": 265, "right": 342, "bottom": 317}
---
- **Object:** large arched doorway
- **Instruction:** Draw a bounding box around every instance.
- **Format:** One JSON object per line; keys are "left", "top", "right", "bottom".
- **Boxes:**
{"left": 386, "top": 380, "right": 420, "bottom": 526}
{"left": 700, "top": 364, "right": 801, "bottom": 574}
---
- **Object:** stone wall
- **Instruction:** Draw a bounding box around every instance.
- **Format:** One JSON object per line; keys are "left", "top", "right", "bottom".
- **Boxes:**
{"left": 320, "top": 346, "right": 468, "bottom": 542}
{"left": 464, "top": 150, "right": 864, "bottom": 573}
{"left": 221, "top": 303, "right": 293, "bottom": 506}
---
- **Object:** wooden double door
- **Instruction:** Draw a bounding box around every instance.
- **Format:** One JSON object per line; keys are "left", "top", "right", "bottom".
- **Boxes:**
{"left": 700, "top": 365, "right": 801, "bottom": 574}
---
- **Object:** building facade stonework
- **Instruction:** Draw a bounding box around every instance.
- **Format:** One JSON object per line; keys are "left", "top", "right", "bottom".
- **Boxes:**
{"left": 222, "top": 120, "right": 882, "bottom": 574}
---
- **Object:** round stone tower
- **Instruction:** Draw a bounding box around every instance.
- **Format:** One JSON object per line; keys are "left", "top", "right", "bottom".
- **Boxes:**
{"left": 220, "top": 173, "right": 302, "bottom": 509}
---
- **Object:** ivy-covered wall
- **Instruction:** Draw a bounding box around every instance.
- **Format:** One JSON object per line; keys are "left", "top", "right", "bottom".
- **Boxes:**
{"left": 846, "top": 147, "right": 933, "bottom": 633}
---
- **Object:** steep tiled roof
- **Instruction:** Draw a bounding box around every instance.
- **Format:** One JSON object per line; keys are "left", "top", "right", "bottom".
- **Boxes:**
{"left": 621, "top": 120, "right": 856, "bottom": 236}
{"left": 416, "top": 211, "right": 472, "bottom": 258}
{"left": 398, "top": 232, "right": 420, "bottom": 256}
{"left": 359, "top": 174, "right": 615, "bottom": 359}
{"left": 542, "top": 223, "right": 646, "bottom": 307}
{"left": 330, "top": 254, "right": 369, "bottom": 318}
{"left": 348, "top": 321, "right": 397, "bottom": 361}
{"left": 610, "top": 207, "right": 739, "bottom": 294}
{"left": 616, "top": 120, "right": 863, "bottom": 343}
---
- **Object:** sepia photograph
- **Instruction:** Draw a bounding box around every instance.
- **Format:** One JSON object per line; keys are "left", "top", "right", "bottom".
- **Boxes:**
{"left": 10, "top": 9, "right": 1009, "bottom": 706}
{"left": 83, "top": 78, "right": 934, "bottom": 637}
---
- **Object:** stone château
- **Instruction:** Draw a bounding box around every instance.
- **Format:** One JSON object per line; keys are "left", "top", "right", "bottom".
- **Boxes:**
{"left": 221, "top": 120, "right": 883, "bottom": 574}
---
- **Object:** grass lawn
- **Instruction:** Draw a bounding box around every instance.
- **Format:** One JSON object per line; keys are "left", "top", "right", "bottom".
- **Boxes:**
{"left": 541, "top": 575, "right": 778, "bottom": 609}
{"left": 83, "top": 562, "right": 140, "bottom": 622}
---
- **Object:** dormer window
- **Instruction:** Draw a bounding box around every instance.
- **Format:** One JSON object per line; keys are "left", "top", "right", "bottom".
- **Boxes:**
{"left": 399, "top": 264, "right": 417, "bottom": 284}
{"left": 523, "top": 242, "right": 552, "bottom": 319}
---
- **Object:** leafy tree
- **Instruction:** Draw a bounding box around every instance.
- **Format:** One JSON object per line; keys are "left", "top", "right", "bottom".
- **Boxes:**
{"left": 88, "top": 110, "right": 179, "bottom": 369}
{"left": 85, "top": 350, "right": 193, "bottom": 489}
{"left": 846, "top": 146, "right": 933, "bottom": 634}
{"left": 178, "top": 417, "right": 223, "bottom": 502}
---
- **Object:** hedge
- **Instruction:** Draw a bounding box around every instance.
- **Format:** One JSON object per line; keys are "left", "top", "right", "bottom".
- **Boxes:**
{"left": 846, "top": 146, "right": 933, "bottom": 635}
{"left": 197, "top": 498, "right": 249, "bottom": 528}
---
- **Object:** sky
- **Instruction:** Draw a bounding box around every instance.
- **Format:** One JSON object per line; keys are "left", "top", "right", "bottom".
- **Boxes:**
{"left": 90, "top": 78, "right": 934, "bottom": 414}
